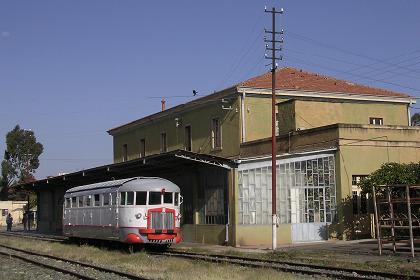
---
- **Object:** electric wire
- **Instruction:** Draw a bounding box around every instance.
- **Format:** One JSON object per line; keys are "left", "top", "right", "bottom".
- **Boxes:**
{"left": 288, "top": 31, "right": 420, "bottom": 74}
{"left": 285, "top": 54, "right": 420, "bottom": 93}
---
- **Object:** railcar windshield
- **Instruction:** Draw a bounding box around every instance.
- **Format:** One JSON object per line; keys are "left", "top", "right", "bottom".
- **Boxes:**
{"left": 127, "top": 192, "right": 134, "bottom": 205}
{"left": 174, "top": 192, "right": 179, "bottom": 206}
{"left": 163, "top": 192, "right": 173, "bottom": 204}
{"left": 149, "top": 192, "right": 161, "bottom": 205}
{"left": 136, "top": 191, "right": 147, "bottom": 205}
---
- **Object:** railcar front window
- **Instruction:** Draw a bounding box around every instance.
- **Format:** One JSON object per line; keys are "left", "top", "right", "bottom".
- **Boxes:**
{"left": 149, "top": 192, "right": 161, "bottom": 205}
{"left": 120, "top": 192, "right": 126, "bottom": 205}
{"left": 164, "top": 192, "right": 173, "bottom": 204}
{"left": 174, "top": 192, "right": 179, "bottom": 206}
{"left": 127, "top": 192, "right": 134, "bottom": 206}
{"left": 136, "top": 192, "right": 147, "bottom": 205}
{"left": 78, "top": 197, "right": 83, "bottom": 207}
{"left": 72, "top": 197, "right": 77, "bottom": 208}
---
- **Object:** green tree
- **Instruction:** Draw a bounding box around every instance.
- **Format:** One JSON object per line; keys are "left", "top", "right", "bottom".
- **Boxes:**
{"left": 0, "top": 125, "right": 43, "bottom": 200}
{"left": 412, "top": 112, "right": 420, "bottom": 126}
{"left": 359, "top": 162, "right": 420, "bottom": 194}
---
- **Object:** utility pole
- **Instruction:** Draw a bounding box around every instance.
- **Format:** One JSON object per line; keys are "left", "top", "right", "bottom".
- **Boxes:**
{"left": 264, "top": 5, "right": 284, "bottom": 251}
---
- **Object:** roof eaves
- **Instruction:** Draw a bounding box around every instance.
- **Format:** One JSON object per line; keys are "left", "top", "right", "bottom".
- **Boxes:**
{"left": 107, "top": 86, "right": 238, "bottom": 135}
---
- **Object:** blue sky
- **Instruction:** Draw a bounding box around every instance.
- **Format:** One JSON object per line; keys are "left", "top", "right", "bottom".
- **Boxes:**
{"left": 1, "top": 1, "right": 419, "bottom": 179}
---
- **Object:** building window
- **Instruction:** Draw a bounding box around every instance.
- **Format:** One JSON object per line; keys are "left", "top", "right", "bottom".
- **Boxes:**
{"left": 160, "top": 132, "right": 167, "bottom": 152}
{"left": 369, "top": 117, "right": 383, "bottom": 125}
{"left": 122, "top": 144, "right": 128, "bottom": 162}
{"left": 238, "top": 155, "right": 337, "bottom": 225}
{"left": 184, "top": 125, "right": 192, "bottom": 151}
{"left": 211, "top": 118, "right": 221, "bottom": 149}
{"left": 352, "top": 175, "right": 369, "bottom": 215}
{"left": 140, "top": 139, "right": 146, "bottom": 158}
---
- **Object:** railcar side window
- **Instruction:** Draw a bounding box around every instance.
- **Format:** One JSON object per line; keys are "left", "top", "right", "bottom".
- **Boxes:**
{"left": 72, "top": 197, "right": 77, "bottom": 208}
{"left": 103, "top": 193, "right": 110, "bottom": 206}
{"left": 111, "top": 193, "right": 116, "bottom": 206}
{"left": 136, "top": 192, "right": 147, "bottom": 205}
{"left": 94, "top": 194, "right": 100, "bottom": 206}
{"left": 149, "top": 192, "right": 161, "bottom": 205}
{"left": 174, "top": 192, "right": 179, "bottom": 206}
{"left": 120, "top": 192, "right": 126, "bottom": 205}
{"left": 85, "top": 195, "right": 92, "bottom": 207}
{"left": 127, "top": 192, "right": 134, "bottom": 205}
{"left": 65, "top": 198, "right": 71, "bottom": 208}
{"left": 78, "top": 197, "right": 83, "bottom": 207}
{"left": 164, "top": 192, "right": 173, "bottom": 204}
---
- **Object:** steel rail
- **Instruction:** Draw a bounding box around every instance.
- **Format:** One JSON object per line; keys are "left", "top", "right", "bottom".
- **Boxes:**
{"left": 0, "top": 244, "right": 152, "bottom": 280}
{"left": 154, "top": 250, "right": 419, "bottom": 280}
{"left": 0, "top": 232, "right": 66, "bottom": 242}
{"left": 0, "top": 250, "right": 99, "bottom": 280}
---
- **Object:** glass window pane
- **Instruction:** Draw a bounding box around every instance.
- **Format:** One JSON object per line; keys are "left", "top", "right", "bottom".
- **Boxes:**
{"left": 174, "top": 192, "right": 179, "bottom": 206}
{"left": 78, "top": 197, "right": 83, "bottom": 207}
{"left": 136, "top": 192, "right": 147, "bottom": 205}
{"left": 127, "top": 192, "right": 134, "bottom": 205}
{"left": 164, "top": 192, "right": 173, "bottom": 204}
{"left": 149, "top": 192, "right": 161, "bottom": 205}
{"left": 94, "top": 194, "right": 100, "bottom": 206}
{"left": 103, "top": 193, "right": 110, "bottom": 206}
{"left": 120, "top": 192, "right": 126, "bottom": 205}
{"left": 85, "top": 195, "right": 91, "bottom": 207}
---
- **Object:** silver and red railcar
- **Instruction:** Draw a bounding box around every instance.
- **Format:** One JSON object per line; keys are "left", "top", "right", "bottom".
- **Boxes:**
{"left": 63, "top": 177, "right": 182, "bottom": 245}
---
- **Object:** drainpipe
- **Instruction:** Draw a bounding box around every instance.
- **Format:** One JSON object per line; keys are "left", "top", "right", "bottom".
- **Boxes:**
{"left": 241, "top": 91, "right": 246, "bottom": 142}
{"left": 225, "top": 207, "right": 229, "bottom": 245}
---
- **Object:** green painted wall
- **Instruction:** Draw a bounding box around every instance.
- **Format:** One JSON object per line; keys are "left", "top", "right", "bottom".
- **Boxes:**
{"left": 113, "top": 98, "right": 240, "bottom": 162}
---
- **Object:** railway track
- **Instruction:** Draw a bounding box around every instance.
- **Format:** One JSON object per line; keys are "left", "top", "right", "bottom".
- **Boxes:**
{"left": 153, "top": 250, "right": 420, "bottom": 280}
{"left": 0, "top": 231, "right": 67, "bottom": 243}
{"left": 0, "top": 244, "right": 152, "bottom": 280}
{"left": 1, "top": 232, "right": 418, "bottom": 279}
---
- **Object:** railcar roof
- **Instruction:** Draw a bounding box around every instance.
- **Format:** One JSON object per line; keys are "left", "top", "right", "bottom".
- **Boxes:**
{"left": 65, "top": 177, "right": 175, "bottom": 194}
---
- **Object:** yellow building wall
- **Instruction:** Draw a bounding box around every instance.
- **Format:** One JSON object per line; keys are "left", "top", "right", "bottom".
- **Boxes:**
{"left": 0, "top": 201, "right": 27, "bottom": 226}
{"left": 294, "top": 100, "right": 409, "bottom": 130}
{"left": 235, "top": 224, "right": 292, "bottom": 247}
{"left": 243, "top": 95, "right": 287, "bottom": 142}
{"left": 182, "top": 224, "right": 226, "bottom": 244}
{"left": 113, "top": 98, "right": 241, "bottom": 163}
{"left": 334, "top": 126, "right": 420, "bottom": 239}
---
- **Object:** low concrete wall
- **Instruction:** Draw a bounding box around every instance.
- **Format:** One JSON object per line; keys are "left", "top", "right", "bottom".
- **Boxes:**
{"left": 182, "top": 224, "right": 226, "bottom": 244}
{"left": 235, "top": 224, "right": 292, "bottom": 247}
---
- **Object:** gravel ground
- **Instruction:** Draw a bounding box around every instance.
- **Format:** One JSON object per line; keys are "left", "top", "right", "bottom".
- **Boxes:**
{"left": 0, "top": 254, "right": 79, "bottom": 280}
{"left": 0, "top": 246, "right": 136, "bottom": 280}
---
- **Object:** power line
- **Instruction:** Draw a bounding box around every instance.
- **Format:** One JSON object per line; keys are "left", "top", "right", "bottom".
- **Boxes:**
{"left": 217, "top": 13, "right": 265, "bottom": 90}
{"left": 284, "top": 47, "right": 420, "bottom": 80}
{"left": 288, "top": 31, "right": 420, "bottom": 75}
{"left": 285, "top": 54, "right": 420, "bottom": 93}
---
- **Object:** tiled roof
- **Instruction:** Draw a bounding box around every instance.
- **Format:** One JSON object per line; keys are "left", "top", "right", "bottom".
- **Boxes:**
{"left": 239, "top": 67, "right": 410, "bottom": 98}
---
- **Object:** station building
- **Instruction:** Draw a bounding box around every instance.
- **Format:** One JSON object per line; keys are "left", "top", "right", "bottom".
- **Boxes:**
{"left": 26, "top": 67, "right": 420, "bottom": 246}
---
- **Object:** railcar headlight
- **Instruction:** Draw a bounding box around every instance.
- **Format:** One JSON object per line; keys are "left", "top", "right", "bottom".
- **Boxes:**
{"left": 135, "top": 213, "right": 142, "bottom": 219}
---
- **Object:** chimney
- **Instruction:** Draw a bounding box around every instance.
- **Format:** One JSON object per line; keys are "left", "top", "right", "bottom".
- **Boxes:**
{"left": 161, "top": 97, "right": 166, "bottom": 111}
